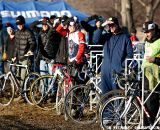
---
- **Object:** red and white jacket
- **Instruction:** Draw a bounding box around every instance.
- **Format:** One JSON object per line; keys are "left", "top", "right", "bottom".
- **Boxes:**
{"left": 68, "top": 31, "right": 86, "bottom": 64}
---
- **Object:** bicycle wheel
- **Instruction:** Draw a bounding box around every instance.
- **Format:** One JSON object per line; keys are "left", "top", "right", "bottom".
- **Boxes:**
{"left": 65, "top": 84, "right": 100, "bottom": 124}
{"left": 100, "top": 96, "right": 141, "bottom": 130}
{"left": 30, "top": 75, "right": 57, "bottom": 110}
{"left": 56, "top": 82, "right": 64, "bottom": 115}
{"left": 56, "top": 79, "right": 73, "bottom": 115}
{"left": 23, "top": 72, "right": 40, "bottom": 105}
{"left": 0, "top": 74, "right": 15, "bottom": 106}
{"left": 100, "top": 89, "right": 124, "bottom": 105}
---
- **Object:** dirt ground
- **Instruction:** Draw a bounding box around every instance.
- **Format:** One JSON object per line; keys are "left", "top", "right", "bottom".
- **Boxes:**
{"left": 0, "top": 101, "right": 101, "bottom": 130}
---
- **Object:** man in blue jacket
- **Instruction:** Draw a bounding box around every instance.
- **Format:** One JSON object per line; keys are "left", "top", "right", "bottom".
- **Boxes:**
{"left": 100, "top": 17, "right": 133, "bottom": 95}
{"left": 80, "top": 14, "right": 104, "bottom": 45}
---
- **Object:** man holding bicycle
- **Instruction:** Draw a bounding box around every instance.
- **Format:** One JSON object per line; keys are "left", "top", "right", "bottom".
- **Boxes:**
{"left": 142, "top": 21, "right": 160, "bottom": 126}
{"left": 12, "top": 15, "right": 36, "bottom": 101}
{"left": 100, "top": 17, "right": 133, "bottom": 95}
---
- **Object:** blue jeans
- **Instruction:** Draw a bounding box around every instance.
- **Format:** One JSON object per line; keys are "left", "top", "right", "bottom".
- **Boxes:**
{"left": 40, "top": 60, "right": 56, "bottom": 94}
{"left": 40, "top": 60, "right": 52, "bottom": 75}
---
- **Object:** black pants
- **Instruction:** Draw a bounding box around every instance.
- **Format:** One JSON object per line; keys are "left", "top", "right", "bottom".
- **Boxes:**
{"left": 143, "top": 76, "right": 159, "bottom": 126}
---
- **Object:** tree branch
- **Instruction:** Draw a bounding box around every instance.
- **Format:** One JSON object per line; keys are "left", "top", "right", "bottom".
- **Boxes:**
{"left": 153, "top": 0, "right": 160, "bottom": 11}
{"left": 137, "top": 0, "right": 146, "bottom": 7}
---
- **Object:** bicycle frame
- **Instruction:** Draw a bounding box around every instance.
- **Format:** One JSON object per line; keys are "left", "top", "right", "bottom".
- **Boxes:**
{"left": 44, "top": 66, "right": 64, "bottom": 94}
{"left": 117, "top": 81, "right": 160, "bottom": 130}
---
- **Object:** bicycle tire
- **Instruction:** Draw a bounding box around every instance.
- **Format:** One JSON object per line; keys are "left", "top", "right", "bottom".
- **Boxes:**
{"left": 0, "top": 74, "right": 15, "bottom": 106}
{"left": 64, "top": 84, "right": 100, "bottom": 124}
{"left": 30, "top": 75, "right": 56, "bottom": 110}
{"left": 23, "top": 72, "right": 40, "bottom": 105}
{"left": 55, "top": 81, "right": 64, "bottom": 115}
{"left": 56, "top": 79, "right": 73, "bottom": 115}
{"left": 100, "top": 96, "right": 142, "bottom": 130}
{"left": 100, "top": 89, "right": 124, "bottom": 105}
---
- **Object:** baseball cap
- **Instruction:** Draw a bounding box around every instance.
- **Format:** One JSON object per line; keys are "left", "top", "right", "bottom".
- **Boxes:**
{"left": 107, "top": 17, "right": 119, "bottom": 25}
{"left": 95, "top": 16, "right": 104, "bottom": 23}
{"left": 142, "top": 21, "right": 156, "bottom": 33}
{"left": 50, "top": 15, "right": 56, "bottom": 20}
{"left": 42, "top": 17, "right": 49, "bottom": 25}
{"left": 69, "top": 16, "right": 78, "bottom": 26}
{"left": 5, "top": 22, "right": 14, "bottom": 31}
{"left": 16, "top": 15, "right": 25, "bottom": 25}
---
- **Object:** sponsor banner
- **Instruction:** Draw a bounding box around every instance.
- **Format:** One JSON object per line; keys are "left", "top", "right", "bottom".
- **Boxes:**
{"left": 0, "top": 1, "right": 88, "bottom": 26}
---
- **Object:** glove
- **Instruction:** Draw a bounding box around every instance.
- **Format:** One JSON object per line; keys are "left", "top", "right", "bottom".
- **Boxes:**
{"left": 11, "top": 57, "right": 17, "bottom": 63}
{"left": 24, "top": 51, "right": 33, "bottom": 56}
{"left": 2, "top": 52, "right": 8, "bottom": 61}
{"left": 69, "top": 57, "right": 76, "bottom": 62}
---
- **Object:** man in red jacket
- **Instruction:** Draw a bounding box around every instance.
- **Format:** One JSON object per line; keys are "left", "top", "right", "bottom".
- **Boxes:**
{"left": 68, "top": 17, "right": 86, "bottom": 64}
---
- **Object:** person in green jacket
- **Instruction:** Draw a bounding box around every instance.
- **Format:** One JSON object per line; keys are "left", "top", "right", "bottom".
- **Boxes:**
{"left": 142, "top": 21, "right": 160, "bottom": 126}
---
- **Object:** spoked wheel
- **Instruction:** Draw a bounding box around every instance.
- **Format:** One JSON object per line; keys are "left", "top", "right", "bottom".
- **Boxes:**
{"left": 23, "top": 72, "right": 40, "bottom": 105}
{"left": 56, "top": 79, "right": 73, "bottom": 115}
{"left": 100, "top": 96, "right": 141, "bottom": 130}
{"left": 56, "top": 82, "right": 64, "bottom": 115}
{"left": 30, "top": 75, "right": 57, "bottom": 110}
{"left": 100, "top": 89, "right": 124, "bottom": 105}
{"left": 65, "top": 84, "right": 100, "bottom": 124}
{"left": 0, "top": 75, "right": 15, "bottom": 106}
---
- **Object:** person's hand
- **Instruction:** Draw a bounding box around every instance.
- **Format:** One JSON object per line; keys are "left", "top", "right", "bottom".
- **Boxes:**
{"left": 101, "top": 20, "right": 108, "bottom": 27}
{"left": 146, "top": 56, "right": 155, "bottom": 63}
{"left": 12, "top": 57, "right": 16, "bottom": 63}
{"left": 39, "top": 19, "right": 43, "bottom": 22}
{"left": 2, "top": 52, "right": 8, "bottom": 61}
{"left": 25, "top": 51, "right": 33, "bottom": 56}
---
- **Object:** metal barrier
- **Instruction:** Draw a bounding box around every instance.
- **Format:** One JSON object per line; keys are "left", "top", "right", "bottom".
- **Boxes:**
{"left": 125, "top": 57, "right": 145, "bottom": 129}
{"left": 88, "top": 45, "right": 103, "bottom": 74}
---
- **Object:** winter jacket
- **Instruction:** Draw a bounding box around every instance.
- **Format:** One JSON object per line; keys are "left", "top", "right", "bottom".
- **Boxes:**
{"left": 81, "top": 16, "right": 104, "bottom": 45}
{"left": 30, "top": 20, "right": 55, "bottom": 61}
{"left": 44, "top": 29, "right": 61, "bottom": 59}
{"left": 142, "top": 38, "right": 160, "bottom": 90}
{"left": 68, "top": 31, "right": 86, "bottom": 64}
{"left": 5, "top": 35, "right": 16, "bottom": 60}
{"left": 14, "top": 27, "right": 36, "bottom": 60}
{"left": 100, "top": 31, "right": 133, "bottom": 94}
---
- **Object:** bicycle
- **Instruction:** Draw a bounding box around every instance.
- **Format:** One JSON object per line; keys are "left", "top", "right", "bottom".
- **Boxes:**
{"left": 64, "top": 60, "right": 102, "bottom": 124}
{"left": 30, "top": 63, "right": 74, "bottom": 112}
{"left": 0, "top": 59, "right": 40, "bottom": 106}
{"left": 100, "top": 68, "right": 144, "bottom": 130}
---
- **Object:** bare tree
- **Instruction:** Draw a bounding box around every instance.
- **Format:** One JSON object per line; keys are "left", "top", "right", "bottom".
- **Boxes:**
{"left": 121, "top": 0, "right": 134, "bottom": 32}
{"left": 137, "top": 0, "right": 160, "bottom": 21}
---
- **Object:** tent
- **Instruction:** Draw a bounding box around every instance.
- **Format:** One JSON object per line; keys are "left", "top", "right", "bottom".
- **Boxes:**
{"left": 0, "top": 1, "right": 88, "bottom": 26}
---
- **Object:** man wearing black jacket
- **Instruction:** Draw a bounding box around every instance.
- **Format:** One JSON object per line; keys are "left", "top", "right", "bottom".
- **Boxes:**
{"left": 13, "top": 15, "right": 36, "bottom": 101}
{"left": 29, "top": 17, "right": 54, "bottom": 76}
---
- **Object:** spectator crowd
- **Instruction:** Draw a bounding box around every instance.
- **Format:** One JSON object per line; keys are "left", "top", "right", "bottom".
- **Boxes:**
{"left": 0, "top": 14, "right": 160, "bottom": 127}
